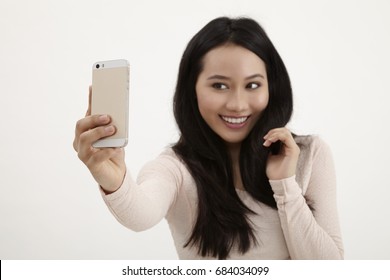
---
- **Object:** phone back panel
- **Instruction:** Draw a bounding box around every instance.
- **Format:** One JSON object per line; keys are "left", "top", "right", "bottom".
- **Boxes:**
{"left": 91, "top": 60, "right": 129, "bottom": 144}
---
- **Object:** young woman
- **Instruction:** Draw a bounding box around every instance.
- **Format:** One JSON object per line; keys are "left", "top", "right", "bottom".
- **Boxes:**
{"left": 73, "top": 17, "right": 344, "bottom": 259}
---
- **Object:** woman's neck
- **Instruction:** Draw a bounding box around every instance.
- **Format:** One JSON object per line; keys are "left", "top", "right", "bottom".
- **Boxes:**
{"left": 226, "top": 143, "right": 244, "bottom": 190}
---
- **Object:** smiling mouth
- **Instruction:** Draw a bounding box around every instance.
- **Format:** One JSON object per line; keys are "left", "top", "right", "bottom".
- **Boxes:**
{"left": 220, "top": 115, "right": 250, "bottom": 124}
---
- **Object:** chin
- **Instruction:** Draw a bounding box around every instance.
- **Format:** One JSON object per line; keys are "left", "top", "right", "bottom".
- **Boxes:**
{"left": 221, "top": 136, "right": 247, "bottom": 146}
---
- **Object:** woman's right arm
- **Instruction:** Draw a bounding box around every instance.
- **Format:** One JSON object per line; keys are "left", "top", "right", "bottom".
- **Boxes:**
{"left": 73, "top": 86, "right": 126, "bottom": 193}
{"left": 74, "top": 87, "right": 181, "bottom": 231}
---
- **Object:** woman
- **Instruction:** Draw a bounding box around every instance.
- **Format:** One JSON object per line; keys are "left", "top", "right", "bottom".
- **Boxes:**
{"left": 73, "top": 17, "right": 343, "bottom": 259}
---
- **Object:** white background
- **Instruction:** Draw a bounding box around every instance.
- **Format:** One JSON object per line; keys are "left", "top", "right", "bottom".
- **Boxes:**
{"left": 0, "top": 0, "right": 389, "bottom": 260}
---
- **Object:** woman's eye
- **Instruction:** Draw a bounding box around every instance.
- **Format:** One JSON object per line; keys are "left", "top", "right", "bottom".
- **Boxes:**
{"left": 246, "top": 82, "right": 260, "bottom": 89}
{"left": 212, "top": 83, "right": 228, "bottom": 90}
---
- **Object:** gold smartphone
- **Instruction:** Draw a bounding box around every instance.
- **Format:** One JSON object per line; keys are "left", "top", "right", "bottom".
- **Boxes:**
{"left": 91, "top": 59, "right": 129, "bottom": 148}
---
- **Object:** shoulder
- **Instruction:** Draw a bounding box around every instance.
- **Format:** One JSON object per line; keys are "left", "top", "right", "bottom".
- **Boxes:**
{"left": 293, "top": 134, "right": 334, "bottom": 193}
{"left": 294, "top": 134, "right": 332, "bottom": 159}
{"left": 159, "top": 147, "right": 188, "bottom": 171}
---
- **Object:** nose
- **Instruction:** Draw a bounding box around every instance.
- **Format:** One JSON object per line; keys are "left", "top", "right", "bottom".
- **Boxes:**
{"left": 225, "top": 90, "right": 248, "bottom": 112}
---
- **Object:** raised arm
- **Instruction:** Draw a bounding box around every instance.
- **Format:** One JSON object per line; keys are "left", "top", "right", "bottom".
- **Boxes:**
{"left": 269, "top": 137, "right": 344, "bottom": 259}
{"left": 73, "top": 86, "right": 126, "bottom": 193}
{"left": 74, "top": 87, "right": 182, "bottom": 232}
{"left": 101, "top": 152, "right": 183, "bottom": 232}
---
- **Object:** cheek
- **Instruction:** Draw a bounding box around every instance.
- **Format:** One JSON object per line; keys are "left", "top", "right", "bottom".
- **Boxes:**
{"left": 252, "top": 92, "right": 269, "bottom": 112}
{"left": 196, "top": 95, "right": 208, "bottom": 117}
{"left": 196, "top": 93, "right": 220, "bottom": 116}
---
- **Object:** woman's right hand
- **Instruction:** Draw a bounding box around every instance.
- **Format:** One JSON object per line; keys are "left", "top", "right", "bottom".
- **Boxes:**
{"left": 73, "top": 86, "right": 126, "bottom": 193}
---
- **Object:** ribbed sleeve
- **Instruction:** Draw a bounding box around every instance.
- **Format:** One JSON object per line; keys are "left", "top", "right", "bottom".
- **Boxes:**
{"left": 101, "top": 153, "right": 182, "bottom": 232}
{"left": 270, "top": 138, "right": 344, "bottom": 259}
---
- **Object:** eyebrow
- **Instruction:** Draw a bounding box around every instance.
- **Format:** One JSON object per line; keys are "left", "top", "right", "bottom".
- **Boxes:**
{"left": 207, "top": 74, "right": 265, "bottom": 80}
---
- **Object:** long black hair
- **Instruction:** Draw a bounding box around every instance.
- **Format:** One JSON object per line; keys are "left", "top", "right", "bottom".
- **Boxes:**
{"left": 172, "top": 17, "right": 293, "bottom": 259}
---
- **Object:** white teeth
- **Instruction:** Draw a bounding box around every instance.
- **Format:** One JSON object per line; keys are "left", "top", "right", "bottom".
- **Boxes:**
{"left": 221, "top": 116, "right": 249, "bottom": 124}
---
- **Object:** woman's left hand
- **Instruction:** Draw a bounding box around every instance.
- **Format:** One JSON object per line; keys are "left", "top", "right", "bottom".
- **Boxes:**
{"left": 263, "top": 127, "right": 300, "bottom": 180}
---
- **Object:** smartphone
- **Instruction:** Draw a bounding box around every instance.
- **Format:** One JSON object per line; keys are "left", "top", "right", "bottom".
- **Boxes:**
{"left": 91, "top": 59, "right": 129, "bottom": 148}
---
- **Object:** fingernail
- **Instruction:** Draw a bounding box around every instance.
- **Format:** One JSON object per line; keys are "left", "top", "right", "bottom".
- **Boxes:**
{"left": 105, "top": 126, "right": 115, "bottom": 133}
{"left": 99, "top": 115, "right": 109, "bottom": 122}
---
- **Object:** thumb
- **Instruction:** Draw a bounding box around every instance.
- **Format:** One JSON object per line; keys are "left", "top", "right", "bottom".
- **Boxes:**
{"left": 85, "top": 85, "right": 92, "bottom": 117}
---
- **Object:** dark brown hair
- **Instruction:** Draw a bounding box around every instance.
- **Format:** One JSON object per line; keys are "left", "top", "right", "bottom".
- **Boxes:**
{"left": 172, "top": 17, "right": 293, "bottom": 259}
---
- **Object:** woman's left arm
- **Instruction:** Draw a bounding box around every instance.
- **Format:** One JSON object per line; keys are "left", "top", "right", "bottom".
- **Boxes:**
{"left": 264, "top": 129, "right": 344, "bottom": 259}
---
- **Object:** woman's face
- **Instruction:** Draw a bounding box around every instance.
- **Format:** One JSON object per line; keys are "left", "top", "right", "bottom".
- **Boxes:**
{"left": 195, "top": 44, "right": 269, "bottom": 147}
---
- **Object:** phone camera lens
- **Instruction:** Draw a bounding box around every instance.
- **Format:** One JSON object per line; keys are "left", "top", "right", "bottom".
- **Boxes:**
{"left": 96, "top": 64, "right": 100, "bottom": 69}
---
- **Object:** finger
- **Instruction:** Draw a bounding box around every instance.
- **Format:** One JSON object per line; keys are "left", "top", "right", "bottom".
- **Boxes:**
{"left": 86, "top": 86, "right": 92, "bottom": 117}
{"left": 263, "top": 129, "right": 295, "bottom": 147}
{"left": 263, "top": 127, "right": 288, "bottom": 140}
{"left": 265, "top": 131, "right": 293, "bottom": 146}
{"left": 75, "top": 114, "right": 111, "bottom": 140}
{"left": 77, "top": 126, "right": 116, "bottom": 162}
{"left": 74, "top": 115, "right": 111, "bottom": 152}
{"left": 265, "top": 133, "right": 299, "bottom": 157}
{"left": 263, "top": 139, "right": 274, "bottom": 147}
{"left": 263, "top": 128, "right": 285, "bottom": 146}
{"left": 78, "top": 124, "right": 116, "bottom": 156}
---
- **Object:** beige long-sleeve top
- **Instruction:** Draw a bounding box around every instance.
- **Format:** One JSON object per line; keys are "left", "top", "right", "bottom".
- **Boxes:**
{"left": 101, "top": 135, "right": 344, "bottom": 259}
